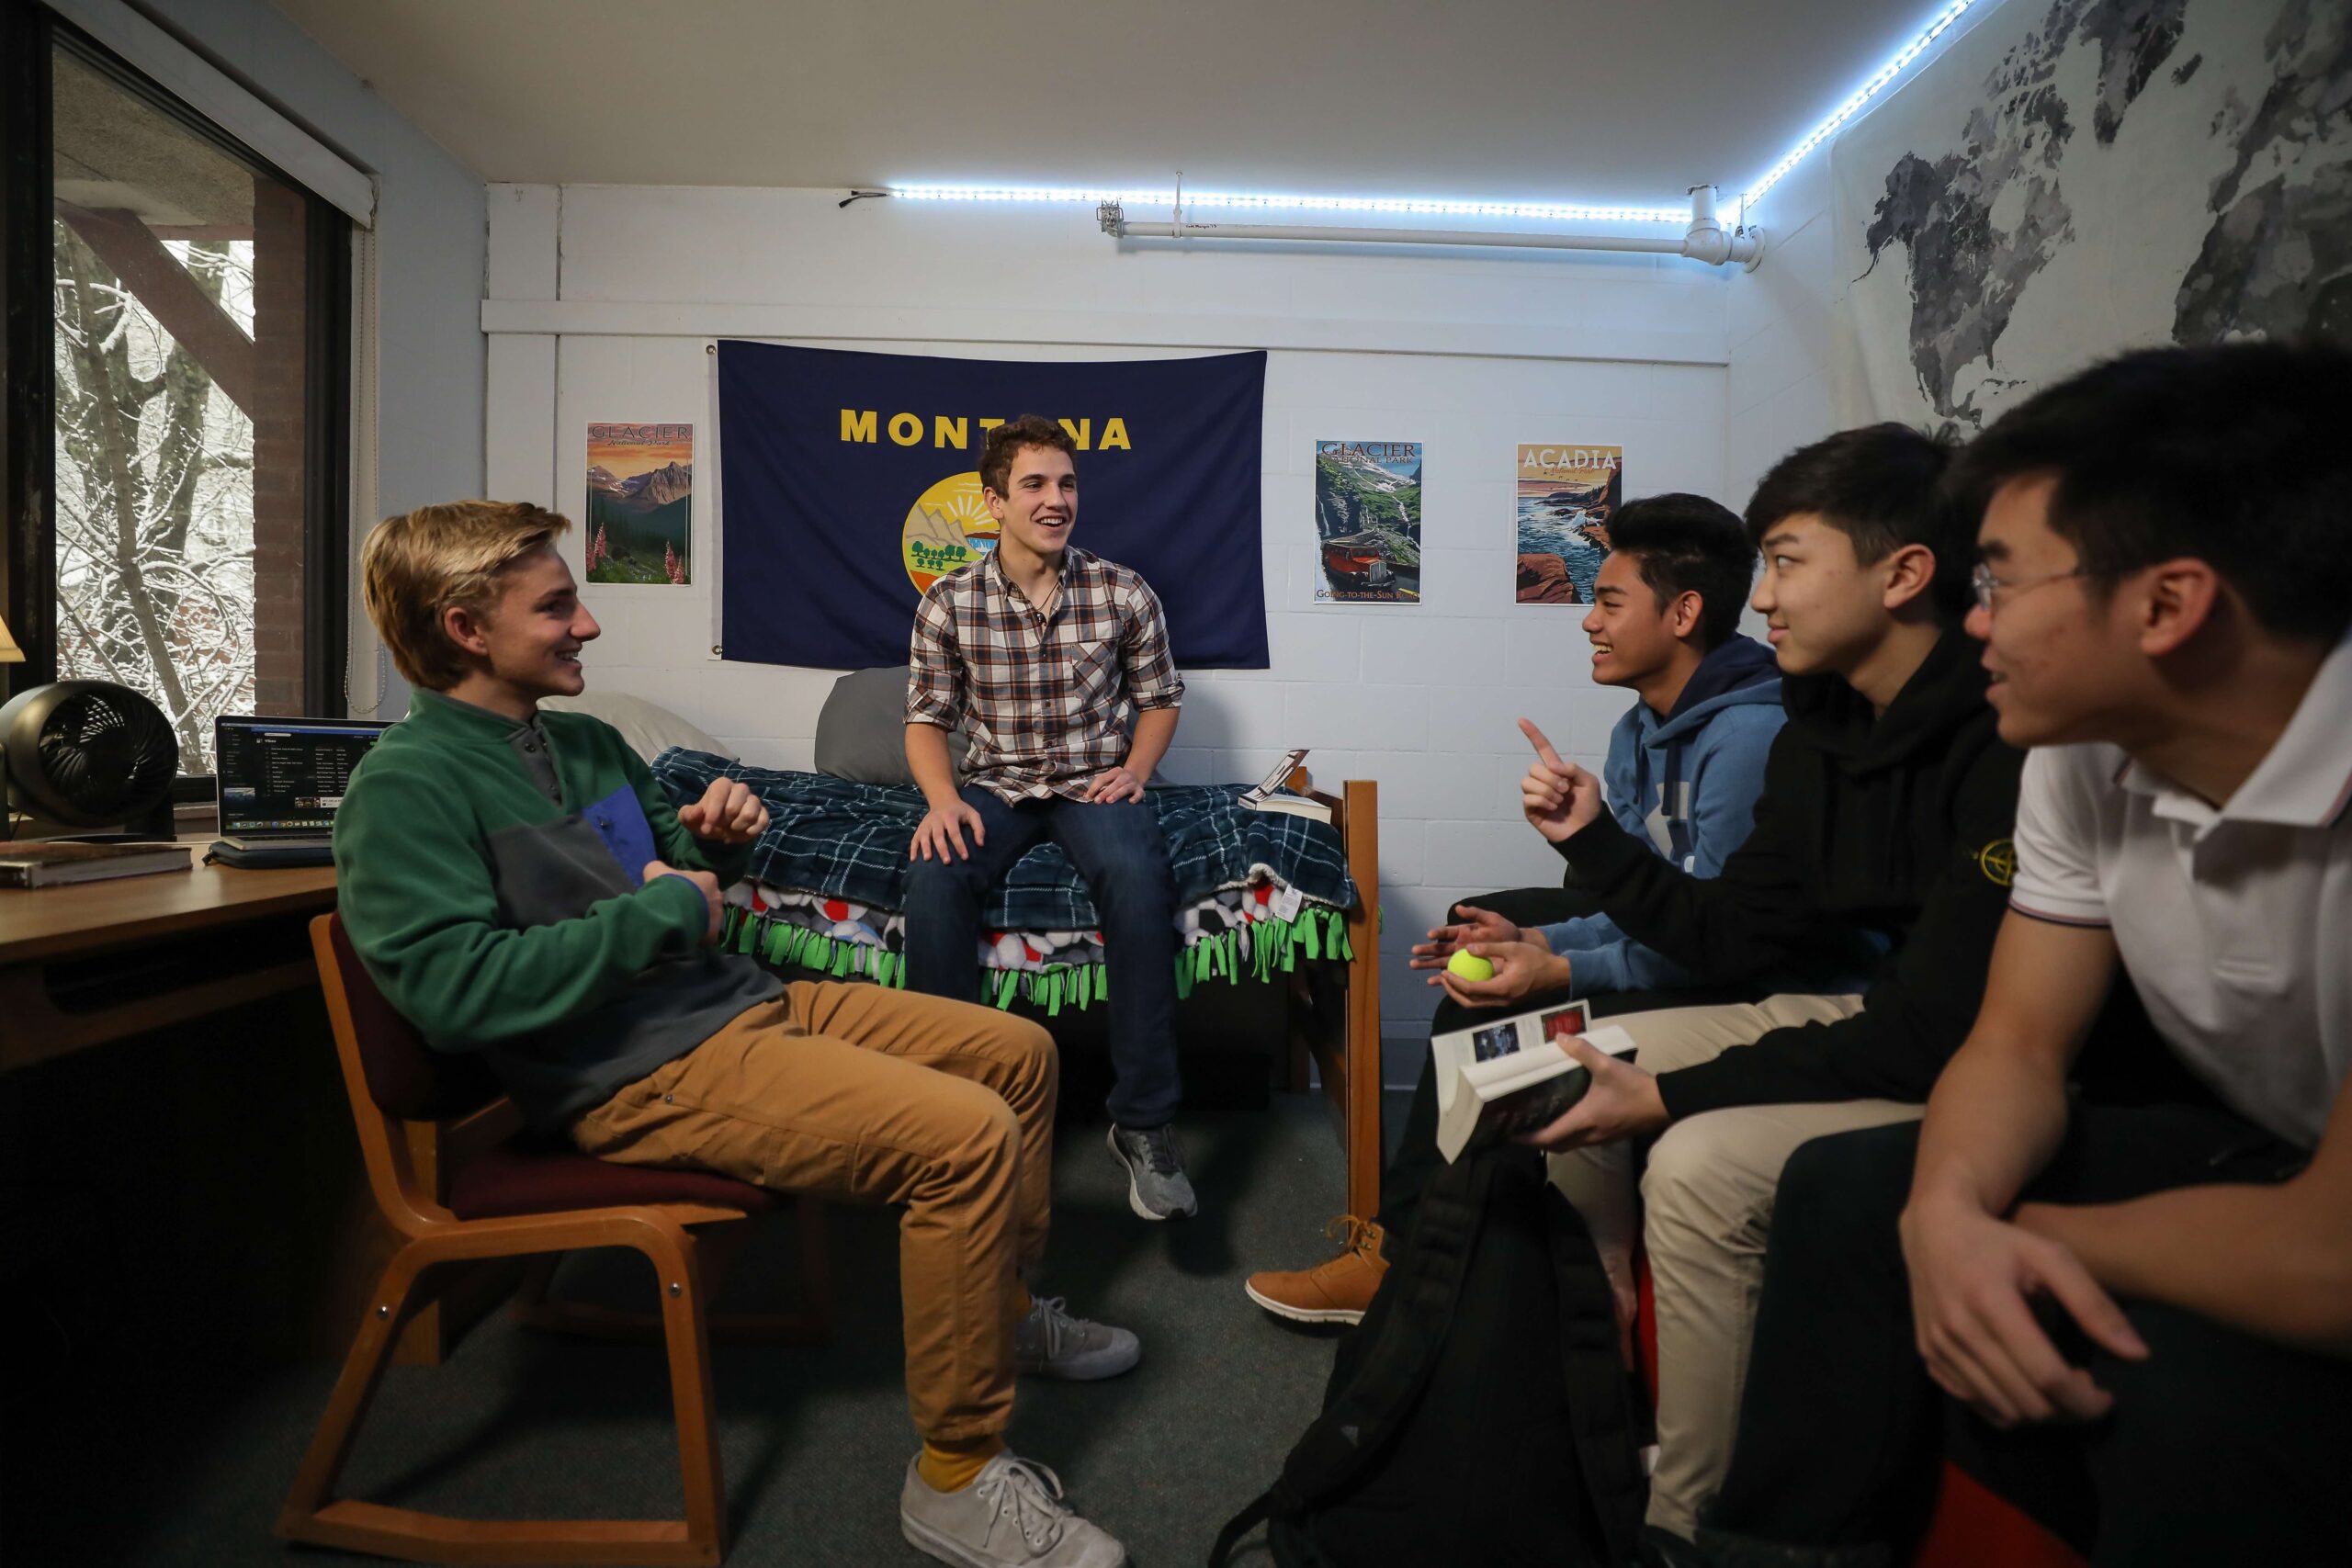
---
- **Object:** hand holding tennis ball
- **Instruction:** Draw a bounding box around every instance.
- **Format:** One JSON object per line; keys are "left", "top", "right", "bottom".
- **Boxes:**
{"left": 1408, "top": 902, "right": 1521, "bottom": 976}
{"left": 1440, "top": 937, "right": 1572, "bottom": 1009}
{"left": 1447, "top": 950, "right": 1496, "bottom": 983}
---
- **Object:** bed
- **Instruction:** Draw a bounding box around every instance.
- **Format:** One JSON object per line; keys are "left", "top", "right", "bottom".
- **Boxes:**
{"left": 551, "top": 680, "right": 1388, "bottom": 1220}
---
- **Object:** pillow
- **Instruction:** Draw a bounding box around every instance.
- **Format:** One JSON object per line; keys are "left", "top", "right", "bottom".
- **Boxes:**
{"left": 816, "top": 665, "right": 966, "bottom": 787}
{"left": 538, "top": 691, "right": 736, "bottom": 764}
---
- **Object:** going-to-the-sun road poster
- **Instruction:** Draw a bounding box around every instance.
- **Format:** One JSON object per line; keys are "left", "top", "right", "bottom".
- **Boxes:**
{"left": 1313, "top": 439, "right": 1421, "bottom": 604}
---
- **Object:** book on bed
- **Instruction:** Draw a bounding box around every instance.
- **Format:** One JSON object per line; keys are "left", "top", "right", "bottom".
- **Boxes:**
{"left": 1240, "top": 749, "right": 1331, "bottom": 823}
{"left": 1431, "top": 998, "right": 1637, "bottom": 1162}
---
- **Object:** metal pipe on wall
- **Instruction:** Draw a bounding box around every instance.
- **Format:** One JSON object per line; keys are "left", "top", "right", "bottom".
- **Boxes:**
{"left": 1099, "top": 184, "right": 1764, "bottom": 270}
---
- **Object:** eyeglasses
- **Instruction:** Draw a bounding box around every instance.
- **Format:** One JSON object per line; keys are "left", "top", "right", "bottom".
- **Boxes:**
{"left": 1971, "top": 562, "right": 2088, "bottom": 614}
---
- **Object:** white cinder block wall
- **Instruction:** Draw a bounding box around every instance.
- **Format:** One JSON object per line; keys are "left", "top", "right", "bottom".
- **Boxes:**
{"left": 1713, "top": 161, "right": 1845, "bottom": 739}
{"left": 1724, "top": 156, "right": 1841, "bottom": 514}
{"left": 483, "top": 186, "right": 1740, "bottom": 1077}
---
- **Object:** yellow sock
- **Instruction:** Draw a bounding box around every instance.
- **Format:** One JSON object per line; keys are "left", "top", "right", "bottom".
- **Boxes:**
{"left": 1010, "top": 1283, "right": 1033, "bottom": 1320}
{"left": 920, "top": 1434, "right": 1005, "bottom": 1493}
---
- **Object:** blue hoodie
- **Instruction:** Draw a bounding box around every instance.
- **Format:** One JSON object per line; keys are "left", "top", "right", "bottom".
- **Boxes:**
{"left": 1535, "top": 635, "right": 1783, "bottom": 995}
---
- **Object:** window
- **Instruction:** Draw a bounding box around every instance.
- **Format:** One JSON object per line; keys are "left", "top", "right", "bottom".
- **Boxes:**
{"left": 3, "top": 4, "right": 350, "bottom": 774}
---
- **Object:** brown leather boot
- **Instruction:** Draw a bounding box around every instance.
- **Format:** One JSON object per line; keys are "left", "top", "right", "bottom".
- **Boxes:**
{"left": 1242, "top": 1214, "right": 1390, "bottom": 1325}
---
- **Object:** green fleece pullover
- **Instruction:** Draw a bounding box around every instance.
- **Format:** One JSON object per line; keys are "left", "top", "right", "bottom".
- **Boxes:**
{"left": 334, "top": 689, "right": 779, "bottom": 1129}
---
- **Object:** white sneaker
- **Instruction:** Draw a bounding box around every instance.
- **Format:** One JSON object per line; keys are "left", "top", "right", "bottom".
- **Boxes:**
{"left": 900, "top": 1450, "right": 1126, "bottom": 1568}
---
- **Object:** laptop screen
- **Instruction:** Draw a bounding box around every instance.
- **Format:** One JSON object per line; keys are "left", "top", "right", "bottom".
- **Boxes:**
{"left": 214, "top": 716, "right": 393, "bottom": 837}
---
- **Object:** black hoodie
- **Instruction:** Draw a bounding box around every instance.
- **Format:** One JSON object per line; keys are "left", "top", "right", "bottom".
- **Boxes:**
{"left": 1555, "top": 624, "right": 2021, "bottom": 1117}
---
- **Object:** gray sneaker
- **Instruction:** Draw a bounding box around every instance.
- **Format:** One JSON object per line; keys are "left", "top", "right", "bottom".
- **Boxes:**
{"left": 1105, "top": 1123, "right": 1198, "bottom": 1221}
{"left": 900, "top": 1450, "right": 1126, "bottom": 1568}
{"left": 1015, "top": 1294, "right": 1139, "bottom": 1381}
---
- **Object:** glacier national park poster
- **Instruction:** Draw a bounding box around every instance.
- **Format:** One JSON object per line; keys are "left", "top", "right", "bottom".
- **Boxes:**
{"left": 586, "top": 423, "right": 693, "bottom": 585}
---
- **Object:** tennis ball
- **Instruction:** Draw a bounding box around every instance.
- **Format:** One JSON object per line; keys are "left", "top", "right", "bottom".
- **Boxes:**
{"left": 1447, "top": 951, "right": 1496, "bottom": 983}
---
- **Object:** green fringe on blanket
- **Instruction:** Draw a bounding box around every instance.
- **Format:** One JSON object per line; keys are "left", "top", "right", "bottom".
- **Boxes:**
{"left": 722, "top": 904, "right": 1356, "bottom": 1013}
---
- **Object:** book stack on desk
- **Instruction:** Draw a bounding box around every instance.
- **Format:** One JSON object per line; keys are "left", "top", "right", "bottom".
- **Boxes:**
{"left": 0, "top": 841, "right": 194, "bottom": 888}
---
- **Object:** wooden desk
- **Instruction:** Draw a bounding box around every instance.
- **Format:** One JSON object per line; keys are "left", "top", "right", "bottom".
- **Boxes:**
{"left": 0, "top": 849, "right": 337, "bottom": 1071}
{"left": 0, "top": 849, "right": 402, "bottom": 1363}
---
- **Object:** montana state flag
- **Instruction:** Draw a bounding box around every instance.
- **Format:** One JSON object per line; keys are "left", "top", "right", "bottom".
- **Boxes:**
{"left": 716, "top": 342, "right": 1268, "bottom": 670}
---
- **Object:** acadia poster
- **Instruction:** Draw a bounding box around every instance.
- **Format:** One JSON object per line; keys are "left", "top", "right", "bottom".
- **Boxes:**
{"left": 1515, "top": 443, "right": 1622, "bottom": 604}
{"left": 586, "top": 423, "right": 693, "bottom": 585}
{"left": 1313, "top": 439, "right": 1422, "bottom": 604}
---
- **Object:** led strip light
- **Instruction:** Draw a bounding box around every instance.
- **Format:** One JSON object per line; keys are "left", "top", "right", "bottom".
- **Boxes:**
{"left": 882, "top": 0, "right": 1984, "bottom": 227}
{"left": 1738, "top": 0, "right": 1979, "bottom": 212}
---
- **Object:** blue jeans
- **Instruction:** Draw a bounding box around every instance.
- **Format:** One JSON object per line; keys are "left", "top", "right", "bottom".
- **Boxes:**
{"left": 901, "top": 784, "right": 1181, "bottom": 1128}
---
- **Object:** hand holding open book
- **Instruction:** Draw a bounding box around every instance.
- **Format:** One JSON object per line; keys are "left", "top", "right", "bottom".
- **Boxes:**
{"left": 1431, "top": 998, "right": 1641, "bottom": 1162}
{"left": 1517, "top": 1030, "right": 1671, "bottom": 1150}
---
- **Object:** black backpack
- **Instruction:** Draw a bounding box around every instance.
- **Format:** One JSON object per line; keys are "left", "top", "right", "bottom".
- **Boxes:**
{"left": 1213, "top": 1151, "right": 1648, "bottom": 1568}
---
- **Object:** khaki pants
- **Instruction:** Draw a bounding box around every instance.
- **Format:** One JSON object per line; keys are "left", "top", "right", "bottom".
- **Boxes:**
{"left": 1545, "top": 994, "right": 1922, "bottom": 1540}
{"left": 570, "top": 982, "right": 1057, "bottom": 1443}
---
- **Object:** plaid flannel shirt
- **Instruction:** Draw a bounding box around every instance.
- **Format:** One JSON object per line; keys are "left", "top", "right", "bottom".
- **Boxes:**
{"left": 907, "top": 545, "right": 1185, "bottom": 803}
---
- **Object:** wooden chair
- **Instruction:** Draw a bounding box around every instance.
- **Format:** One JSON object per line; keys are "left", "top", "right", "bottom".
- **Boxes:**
{"left": 281, "top": 913, "right": 831, "bottom": 1566}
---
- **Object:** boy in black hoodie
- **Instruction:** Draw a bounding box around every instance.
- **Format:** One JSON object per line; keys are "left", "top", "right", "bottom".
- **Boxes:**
{"left": 1471, "top": 424, "right": 2019, "bottom": 1548}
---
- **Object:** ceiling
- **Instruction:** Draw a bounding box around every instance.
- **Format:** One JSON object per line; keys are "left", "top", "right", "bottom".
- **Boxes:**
{"left": 264, "top": 0, "right": 1977, "bottom": 209}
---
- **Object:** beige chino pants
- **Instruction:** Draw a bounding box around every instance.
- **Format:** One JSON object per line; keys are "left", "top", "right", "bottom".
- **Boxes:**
{"left": 570, "top": 981, "right": 1057, "bottom": 1443}
{"left": 1546, "top": 994, "right": 1923, "bottom": 1540}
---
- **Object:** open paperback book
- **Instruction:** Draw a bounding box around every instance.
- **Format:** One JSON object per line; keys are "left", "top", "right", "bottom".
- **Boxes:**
{"left": 1238, "top": 748, "right": 1331, "bottom": 823}
{"left": 1432, "top": 998, "right": 1637, "bottom": 1162}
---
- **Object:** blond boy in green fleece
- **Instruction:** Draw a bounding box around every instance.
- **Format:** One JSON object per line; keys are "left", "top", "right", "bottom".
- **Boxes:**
{"left": 336, "top": 500, "right": 1133, "bottom": 1568}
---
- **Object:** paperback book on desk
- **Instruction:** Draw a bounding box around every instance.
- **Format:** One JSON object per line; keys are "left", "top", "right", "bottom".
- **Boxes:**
{"left": 0, "top": 840, "right": 193, "bottom": 888}
{"left": 1432, "top": 998, "right": 1637, "bottom": 1162}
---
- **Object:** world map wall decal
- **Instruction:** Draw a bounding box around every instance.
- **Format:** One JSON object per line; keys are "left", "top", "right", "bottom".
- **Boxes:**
{"left": 1830, "top": 0, "right": 2349, "bottom": 432}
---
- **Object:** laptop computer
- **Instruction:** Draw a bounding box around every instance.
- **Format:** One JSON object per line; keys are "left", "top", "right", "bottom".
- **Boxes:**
{"left": 212, "top": 715, "right": 394, "bottom": 864}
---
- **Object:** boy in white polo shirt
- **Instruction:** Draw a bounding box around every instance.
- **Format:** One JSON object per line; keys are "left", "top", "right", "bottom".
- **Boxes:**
{"left": 1695, "top": 342, "right": 2352, "bottom": 1568}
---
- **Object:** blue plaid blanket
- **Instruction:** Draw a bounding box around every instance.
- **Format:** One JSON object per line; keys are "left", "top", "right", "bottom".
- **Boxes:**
{"left": 651, "top": 750, "right": 1358, "bottom": 931}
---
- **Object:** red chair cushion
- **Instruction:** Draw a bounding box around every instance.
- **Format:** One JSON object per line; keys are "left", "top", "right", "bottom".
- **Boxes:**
{"left": 448, "top": 1140, "right": 779, "bottom": 1220}
{"left": 1914, "top": 1466, "right": 2085, "bottom": 1568}
{"left": 328, "top": 915, "right": 503, "bottom": 1120}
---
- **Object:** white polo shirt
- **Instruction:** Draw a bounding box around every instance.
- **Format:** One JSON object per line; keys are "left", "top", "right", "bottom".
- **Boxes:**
{"left": 2007, "top": 632, "right": 2352, "bottom": 1149}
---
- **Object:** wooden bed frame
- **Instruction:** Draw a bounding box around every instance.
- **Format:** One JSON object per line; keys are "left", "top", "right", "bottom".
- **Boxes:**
{"left": 1294, "top": 773, "right": 1384, "bottom": 1221}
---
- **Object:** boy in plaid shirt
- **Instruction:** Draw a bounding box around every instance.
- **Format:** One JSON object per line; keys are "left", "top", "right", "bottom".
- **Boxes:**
{"left": 903, "top": 415, "right": 1196, "bottom": 1221}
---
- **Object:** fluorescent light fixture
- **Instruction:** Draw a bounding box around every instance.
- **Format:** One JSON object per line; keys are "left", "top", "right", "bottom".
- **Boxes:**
{"left": 1739, "top": 0, "right": 1979, "bottom": 212}
{"left": 888, "top": 185, "right": 1689, "bottom": 225}
{"left": 890, "top": 0, "right": 1982, "bottom": 229}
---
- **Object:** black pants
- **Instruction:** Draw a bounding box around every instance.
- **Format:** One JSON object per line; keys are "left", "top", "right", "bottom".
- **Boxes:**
{"left": 1374, "top": 887, "right": 1762, "bottom": 1258}
{"left": 1708, "top": 1106, "right": 2351, "bottom": 1565}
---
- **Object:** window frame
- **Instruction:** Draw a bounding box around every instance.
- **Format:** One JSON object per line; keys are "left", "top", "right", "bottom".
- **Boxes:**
{"left": 0, "top": 0, "right": 353, "bottom": 747}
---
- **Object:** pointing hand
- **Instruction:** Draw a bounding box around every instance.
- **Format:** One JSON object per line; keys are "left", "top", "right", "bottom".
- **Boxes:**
{"left": 1518, "top": 719, "right": 1604, "bottom": 843}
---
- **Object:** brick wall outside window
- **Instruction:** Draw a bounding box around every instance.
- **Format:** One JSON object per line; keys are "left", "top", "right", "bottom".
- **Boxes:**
{"left": 250, "top": 179, "right": 308, "bottom": 716}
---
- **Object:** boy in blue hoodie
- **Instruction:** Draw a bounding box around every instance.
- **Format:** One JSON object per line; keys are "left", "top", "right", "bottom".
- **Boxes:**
{"left": 1245, "top": 492, "right": 1783, "bottom": 1325}
{"left": 1469, "top": 513, "right": 1783, "bottom": 998}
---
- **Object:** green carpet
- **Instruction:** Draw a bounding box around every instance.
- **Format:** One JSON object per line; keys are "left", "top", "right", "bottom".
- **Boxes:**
{"left": 10, "top": 1090, "right": 1414, "bottom": 1567}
